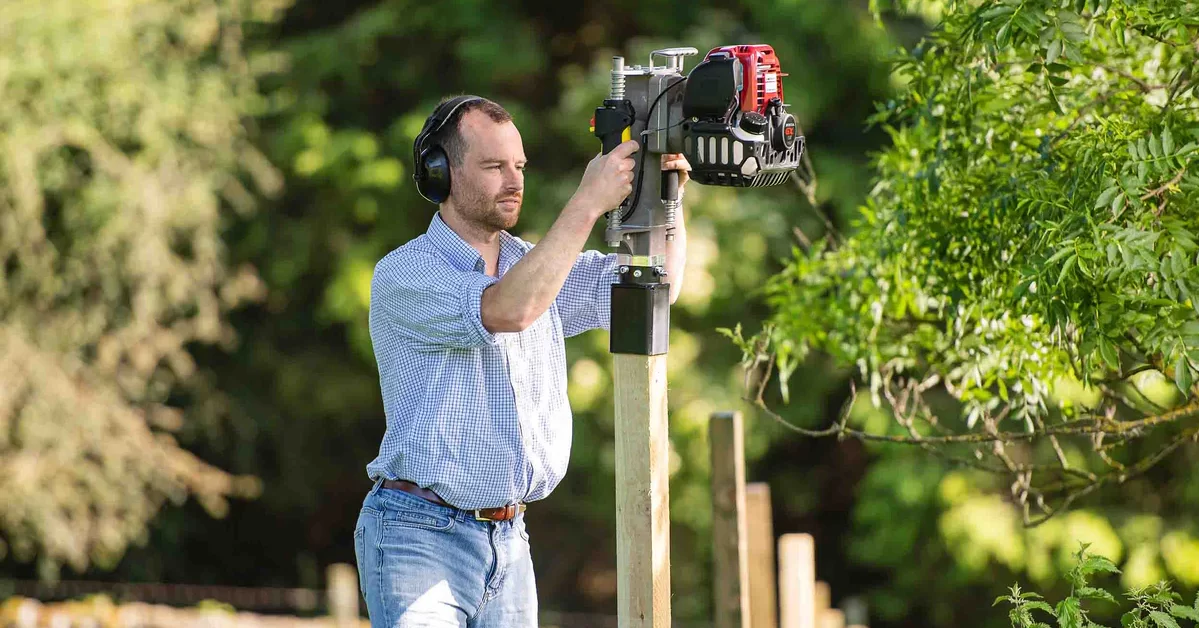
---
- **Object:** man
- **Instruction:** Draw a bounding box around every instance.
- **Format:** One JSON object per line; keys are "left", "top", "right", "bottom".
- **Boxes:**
{"left": 355, "top": 95, "right": 689, "bottom": 628}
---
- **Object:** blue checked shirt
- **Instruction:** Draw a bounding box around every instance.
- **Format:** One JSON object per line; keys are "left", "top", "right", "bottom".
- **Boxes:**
{"left": 366, "top": 212, "right": 619, "bottom": 509}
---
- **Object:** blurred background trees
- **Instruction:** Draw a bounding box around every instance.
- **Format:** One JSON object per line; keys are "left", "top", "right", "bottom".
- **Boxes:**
{"left": 0, "top": 0, "right": 1195, "bottom": 627}
{"left": 0, "top": 0, "right": 287, "bottom": 579}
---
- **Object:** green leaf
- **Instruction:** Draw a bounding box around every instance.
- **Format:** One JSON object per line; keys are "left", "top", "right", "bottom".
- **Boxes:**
{"left": 1163, "top": 128, "right": 1174, "bottom": 155}
{"left": 1047, "top": 244, "right": 1077, "bottom": 264}
{"left": 1027, "top": 601, "right": 1056, "bottom": 614}
{"left": 1150, "top": 134, "right": 1162, "bottom": 158}
{"left": 1096, "top": 185, "right": 1119, "bottom": 209}
{"left": 995, "top": 595, "right": 1013, "bottom": 606}
{"left": 1079, "top": 587, "right": 1117, "bottom": 603}
{"left": 1058, "top": 597, "right": 1083, "bottom": 628}
{"left": 1047, "top": 83, "right": 1064, "bottom": 114}
{"left": 1112, "top": 192, "right": 1126, "bottom": 218}
{"left": 1081, "top": 555, "right": 1121, "bottom": 576}
{"left": 1177, "top": 353, "right": 1194, "bottom": 394}
{"left": 982, "top": 4, "right": 1017, "bottom": 19}
{"left": 1047, "top": 38, "right": 1063, "bottom": 64}
{"left": 1047, "top": 62, "right": 1070, "bottom": 73}
{"left": 1049, "top": 74, "right": 1069, "bottom": 86}
{"left": 1169, "top": 604, "right": 1199, "bottom": 621}
{"left": 1057, "top": 254, "right": 1077, "bottom": 285}
{"left": 1150, "top": 610, "right": 1181, "bottom": 628}
{"left": 1098, "top": 337, "right": 1120, "bottom": 371}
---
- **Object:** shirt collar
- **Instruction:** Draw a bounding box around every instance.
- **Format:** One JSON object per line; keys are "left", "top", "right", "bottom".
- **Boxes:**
{"left": 427, "top": 211, "right": 523, "bottom": 274}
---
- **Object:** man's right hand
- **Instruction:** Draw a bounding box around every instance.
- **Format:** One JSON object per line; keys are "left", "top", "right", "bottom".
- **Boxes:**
{"left": 572, "top": 139, "right": 640, "bottom": 219}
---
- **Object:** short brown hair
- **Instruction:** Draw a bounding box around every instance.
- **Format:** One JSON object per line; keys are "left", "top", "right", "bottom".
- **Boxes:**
{"left": 430, "top": 96, "right": 512, "bottom": 168}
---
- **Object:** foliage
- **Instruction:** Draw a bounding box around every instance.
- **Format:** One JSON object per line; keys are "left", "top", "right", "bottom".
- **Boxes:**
{"left": 996, "top": 544, "right": 1199, "bottom": 628}
{"left": 0, "top": 0, "right": 288, "bottom": 576}
{"left": 741, "top": 0, "right": 1199, "bottom": 524}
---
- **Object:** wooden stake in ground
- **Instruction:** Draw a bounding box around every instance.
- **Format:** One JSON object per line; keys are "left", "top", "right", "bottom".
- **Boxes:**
{"left": 820, "top": 609, "right": 846, "bottom": 628}
{"left": 326, "top": 563, "right": 359, "bottom": 627}
{"left": 814, "top": 582, "right": 830, "bottom": 626}
{"left": 778, "top": 533, "right": 815, "bottom": 628}
{"left": 710, "top": 411, "right": 751, "bottom": 628}
{"left": 614, "top": 353, "right": 671, "bottom": 628}
{"left": 746, "top": 483, "right": 777, "bottom": 628}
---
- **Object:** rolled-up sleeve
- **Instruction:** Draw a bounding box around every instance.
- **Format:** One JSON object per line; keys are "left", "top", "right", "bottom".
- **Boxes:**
{"left": 371, "top": 253, "right": 500, "bottom": 350}
{"left": 555, "top": 250, "right": 619, "bottom": 337}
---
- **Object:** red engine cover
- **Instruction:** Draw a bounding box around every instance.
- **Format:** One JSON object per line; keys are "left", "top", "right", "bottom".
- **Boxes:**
{"left": 704, "top": 44, "right": 786, "bottom": 116}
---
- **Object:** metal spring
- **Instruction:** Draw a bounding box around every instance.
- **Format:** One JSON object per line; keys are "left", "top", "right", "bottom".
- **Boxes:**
{"left": 607, "top": 209, "right": 622, "bottom": 233}
{"left": 610, "top": 56, "right": 625, "bottom": 99}
{"left": 663, "top": 199, "right": 680, "bottom": 240}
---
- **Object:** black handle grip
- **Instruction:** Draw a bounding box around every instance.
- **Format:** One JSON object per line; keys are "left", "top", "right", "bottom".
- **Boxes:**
{"left": 661, "top": 170, "right": 679, "bottom": 200}
{"left": 601, "top": 131, "right": 624, "bottom": 155}
{"left": 594, "top": 100, "right": 635, "bottom": 155}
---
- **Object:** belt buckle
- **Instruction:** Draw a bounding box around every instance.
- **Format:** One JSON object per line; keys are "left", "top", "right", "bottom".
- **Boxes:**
{"left": 474, "top": 504, "right": 525, "bottom": 522}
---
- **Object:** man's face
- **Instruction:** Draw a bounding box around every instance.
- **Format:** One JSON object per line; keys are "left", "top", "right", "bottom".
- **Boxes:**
{"left": 447, "top": 111, "right": 526, "bottom": 232}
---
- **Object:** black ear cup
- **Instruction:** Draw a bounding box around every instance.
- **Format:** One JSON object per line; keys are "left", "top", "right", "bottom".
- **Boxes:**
{"left": 419, "top": 145, "right": 453, "bottom": 204}
{"left": 413, "top": 95, "right": 484, "bottom": 204}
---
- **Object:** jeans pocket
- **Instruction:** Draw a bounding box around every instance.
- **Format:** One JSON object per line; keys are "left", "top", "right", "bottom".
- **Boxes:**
{"left": 382, "top": 508, "right": 456, "bottom": 532}
{"left": 517, "top": 518, "right": 530, "bottom": 542}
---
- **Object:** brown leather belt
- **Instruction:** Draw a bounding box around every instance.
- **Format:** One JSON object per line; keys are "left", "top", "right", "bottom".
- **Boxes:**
{"left": 382, "top": 479, "right": 526, "bottom": 522}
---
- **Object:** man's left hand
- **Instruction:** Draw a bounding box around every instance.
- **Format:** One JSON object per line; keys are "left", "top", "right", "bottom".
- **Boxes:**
{"left": 661, "top": 153, "right": 691, "bottom": 193}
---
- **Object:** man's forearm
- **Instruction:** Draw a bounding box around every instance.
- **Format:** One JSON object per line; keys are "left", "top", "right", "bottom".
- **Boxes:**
{"left": 665, "top": 204, "right": 687, "bottom": 304}
{"left": 481, "top": 199, "right": 598, "bottom": 332}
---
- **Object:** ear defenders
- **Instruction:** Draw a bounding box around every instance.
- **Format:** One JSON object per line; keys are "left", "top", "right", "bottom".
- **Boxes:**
{"left": 412, "top": 95, "right": 484, "bottom": 204}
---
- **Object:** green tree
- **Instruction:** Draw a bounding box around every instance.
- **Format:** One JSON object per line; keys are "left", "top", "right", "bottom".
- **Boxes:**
{"left": 0, "top": 0, "right": 288, "bottom": 577}
{"left": 753, "top": 0, "right": 1199, "bottom": 523}
{"left": 740, "top": 0, "right": 1199, "bottom": 624}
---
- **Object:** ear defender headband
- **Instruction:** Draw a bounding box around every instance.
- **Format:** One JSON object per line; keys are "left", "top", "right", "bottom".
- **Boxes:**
{"left": 412, "top": 95, "right": 484, "bottom": 204}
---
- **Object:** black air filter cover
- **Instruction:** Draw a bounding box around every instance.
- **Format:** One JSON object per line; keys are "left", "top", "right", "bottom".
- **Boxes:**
{"left": 682, "top": 57, "right": 742, "bottom": 120}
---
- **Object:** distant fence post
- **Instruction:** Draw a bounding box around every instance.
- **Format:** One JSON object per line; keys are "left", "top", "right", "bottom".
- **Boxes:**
{"left": 843, "top": 595, "right": 869, "bottom": 628}
{"left": 814, "top": 581, "right": 830, "bottom": 626}
{"left": 819, "top": 608, "right": 846, "bottom": 628}
{"left": 326, "top": 563, "right": 359, "bottom": 627}
{"left": 777, "top": 533, "right": 815, "bottom": 628}
{"left": 746, "top": 483, "right": 777, "bottom": 628}
{"left": 710, "top": 411, "right": 751, "bottom": 628}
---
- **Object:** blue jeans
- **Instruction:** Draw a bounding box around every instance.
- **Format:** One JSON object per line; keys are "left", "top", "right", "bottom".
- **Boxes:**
{"left": 354, "top": 479, "right": 538, "bottom": 627}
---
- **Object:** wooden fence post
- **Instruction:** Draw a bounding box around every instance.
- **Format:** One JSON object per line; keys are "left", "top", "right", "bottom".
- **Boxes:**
{"left": 777, "top": 534, "right": 815, "bottom": 628}
{"left": 326, "top": 563, "right": 358, "bottom": 627}
{"left": 843, "top": 595, "right": 869, "bottom": 628}
{"left": 710, "top": 411, "right": 751, "bottom": 628}
{"left": 814, "top": 581, "right": 830, "bottom": 628}
{"left": 819, "top": 609, "right": 846, "bottom": 628}
{"left": 745, "top": 483, "right": 777, "bottom": 628}
{"left": 614, "top": 353, "right": 672, "bottom": 628}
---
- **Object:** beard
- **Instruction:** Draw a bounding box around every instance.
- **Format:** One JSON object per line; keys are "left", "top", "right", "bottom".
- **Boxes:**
{"left": 454, "top": 180, "right": 521, "bottom": 232}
